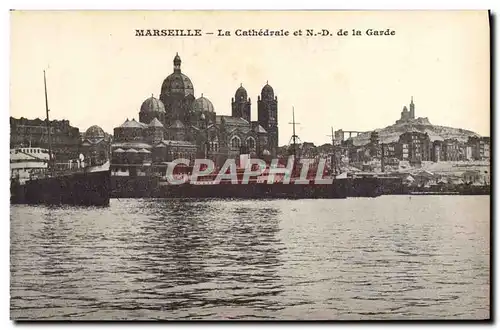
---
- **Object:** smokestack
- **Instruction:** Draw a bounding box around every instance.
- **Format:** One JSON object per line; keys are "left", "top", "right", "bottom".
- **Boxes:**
{"left": 381, "top": 143, "right": 385, "bottom": 173}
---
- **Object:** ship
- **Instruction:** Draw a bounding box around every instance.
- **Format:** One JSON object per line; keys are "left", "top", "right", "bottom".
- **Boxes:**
{"left": 10, "top": 70, "right": 111, "bottom": 207}
{"left": 111, "top": 107, "right": 389, "bottom": 199}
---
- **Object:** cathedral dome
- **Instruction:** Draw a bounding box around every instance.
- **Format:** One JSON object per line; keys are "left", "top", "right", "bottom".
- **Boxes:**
{"left": 161, "top": 73, "right": 194, "bottom": 96}
{"left": 235, "top": 84, "right": 248, "bottom": 101}
{"left": 85, "top": 125, "right": 105, "bottom": 139}
{"left": 261, "top": 82, "right": 274, "bottom": 99}
{"left": 192, "top": 94, "right": 214, "bottom": 112}
{"left": 161, "top": 54, "right": 194, "bottom": 97}
{"left": 140, "top": 96, "right": 165, "bottom": 113}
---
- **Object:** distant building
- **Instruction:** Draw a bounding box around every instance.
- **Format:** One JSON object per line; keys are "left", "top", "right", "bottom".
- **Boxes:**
{"left": 299, "top": 142, "right": 317, "bottom": 158}
{"left": 468, "top": 136, "right": 490, "bottom": 161}
{"left": 462, "top": 170, "right": 481, "bottom": 184}
{"left": 465, "top": 145, "right": 473, "bottom": 161}
{"left": 398, "top": 131, "right": 431, "bottom": 163}
{"left": 80, "top": 125, "right": 112, "bottom": 166}
{"left": 442, "top": 138, "right": 462, "bottom": 161}
{"left": 395, "top": 97, "right": 416, "bottom": 124}
{"left": 431, "top": 140, "right": 443, "bottom": 162}
{"left": 382, "top": 142, "right": 399, "bottom": 165}
{"left": 368, "top": 131, "right": 381, "bottom": 159}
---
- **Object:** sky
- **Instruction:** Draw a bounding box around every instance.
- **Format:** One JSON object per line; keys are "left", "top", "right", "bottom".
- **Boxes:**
{"left": 10, "top": 10, "right": 490, "bottom": 146}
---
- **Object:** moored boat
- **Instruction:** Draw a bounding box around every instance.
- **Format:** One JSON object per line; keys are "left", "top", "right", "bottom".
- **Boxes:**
{"left": 10, "top": 70, "right": 111, "bottom": 207}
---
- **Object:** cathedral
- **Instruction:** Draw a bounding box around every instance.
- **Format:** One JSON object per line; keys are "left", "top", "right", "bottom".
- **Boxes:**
{"left": 111, "top": 53, "right": 279, "bottom": 175}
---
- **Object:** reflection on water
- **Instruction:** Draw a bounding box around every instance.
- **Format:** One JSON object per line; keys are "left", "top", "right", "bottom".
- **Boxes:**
{"left": 11, "top": 196, "right": 490, "bottom": 320}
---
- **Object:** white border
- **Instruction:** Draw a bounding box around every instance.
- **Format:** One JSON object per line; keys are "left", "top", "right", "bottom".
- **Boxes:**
{"left": 2, "top": 0, "right": 497, "bottom": 329}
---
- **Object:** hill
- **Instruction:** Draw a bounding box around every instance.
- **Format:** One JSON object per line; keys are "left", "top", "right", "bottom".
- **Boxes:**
{"left": 351, "top": 117, "right": 480, "bottom": 146}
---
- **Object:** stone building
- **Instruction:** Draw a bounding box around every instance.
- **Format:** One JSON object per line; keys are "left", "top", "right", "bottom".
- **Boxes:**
{"left": 398, "top": 131, "right": 431, "bottom": 163}
{"left": 441, "top": 138, "right": 463, "bottom": 161}
{"left": 110, "top": 53, "right": 278, "bottom": 176}
{"left": 468, "top": 136, "right": 490, "bottom": 161}
{"left": 80, "top": 125, "right": 112, "bottom": 166}
{"left": 381, "top": 142, "right": 399, "bottom": 165}
{"left": 431, "top": 140, "right": 443, "bottom": 162}
{"left": 368, "top": 131, "right": 381, "bottom": 159}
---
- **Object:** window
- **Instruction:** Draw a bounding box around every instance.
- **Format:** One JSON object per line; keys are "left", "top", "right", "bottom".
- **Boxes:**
{"left": 231, "top": 136, "right": 241, "bottom": 148}
{"left": 247, "top": 137, "right": 256, "bottom": 149}
{"left": 209, "top": 141, "right": 219, "bottom": 152}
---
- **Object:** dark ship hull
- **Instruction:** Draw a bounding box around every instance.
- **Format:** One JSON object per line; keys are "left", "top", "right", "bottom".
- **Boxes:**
{"left": 110, "top": 176, "right": 386, "bottom": 199}
{"left": 157, "top": 180, "right": 350, "bottom": 199}
{"left": 403, "top": 184, "right": 490, "bottom": 196}
{"left": 11, "top": 170, "right": 111, "bottom": 206}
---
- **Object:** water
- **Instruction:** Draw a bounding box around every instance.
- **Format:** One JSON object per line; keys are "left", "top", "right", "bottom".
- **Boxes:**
{"left": 10, "top": 196, "right": 490, "bottom": 320}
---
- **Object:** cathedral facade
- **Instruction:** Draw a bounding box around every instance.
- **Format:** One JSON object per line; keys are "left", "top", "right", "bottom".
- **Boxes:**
{"left": 111, "top": 54, "right": 278, "bottom": 175}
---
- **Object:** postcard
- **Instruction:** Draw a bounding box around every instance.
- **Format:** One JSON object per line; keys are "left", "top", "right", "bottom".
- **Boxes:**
{"left": 10, "top": 10, "right": 490, "bottom": 321}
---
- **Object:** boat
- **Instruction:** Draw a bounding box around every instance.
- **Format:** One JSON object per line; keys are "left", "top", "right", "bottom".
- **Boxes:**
{"left": 10, "top": 70, "right": 111, "bottom": 207}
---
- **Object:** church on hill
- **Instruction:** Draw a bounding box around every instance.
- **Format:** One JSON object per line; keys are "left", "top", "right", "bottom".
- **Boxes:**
{"left": 395, "top": 96, "right": 416, "bottom": 124}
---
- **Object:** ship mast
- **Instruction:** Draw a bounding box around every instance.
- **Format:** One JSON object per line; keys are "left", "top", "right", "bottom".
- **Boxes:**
{"left": 327, "top": 127, "right": 338, "bottom": 176}
{"left": 44, "top": 70, "right": 53, "bottom": 172}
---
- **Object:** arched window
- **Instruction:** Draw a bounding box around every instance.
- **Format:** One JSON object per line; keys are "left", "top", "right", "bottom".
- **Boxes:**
{"left": 209, "top": 140, "right": 219, "bottom": 152}
{"left": 247, "top": 137, "right": 256, "bottom": 149}
{"left": 231, "top": 136, "right": 241, "bottom": 149}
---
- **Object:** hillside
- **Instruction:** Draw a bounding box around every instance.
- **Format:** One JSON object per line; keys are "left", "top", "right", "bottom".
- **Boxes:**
{"left": 351, "top": 117, "right": 480, "bottom": 146}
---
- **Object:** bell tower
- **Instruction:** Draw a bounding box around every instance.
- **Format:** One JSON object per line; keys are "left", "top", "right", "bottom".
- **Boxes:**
{"left": 409, "top": 96, "right": 415, "bottom": 119}
{"left": 257, "top": 81, "right": 278, "bottom": 156}
{"left": 231, "top": 84, "right": 251, "bottom": 122}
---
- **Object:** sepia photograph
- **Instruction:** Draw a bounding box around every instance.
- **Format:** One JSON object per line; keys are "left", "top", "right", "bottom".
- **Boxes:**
{"left": 9, "top": 10, "right": 490, "bottom": 321}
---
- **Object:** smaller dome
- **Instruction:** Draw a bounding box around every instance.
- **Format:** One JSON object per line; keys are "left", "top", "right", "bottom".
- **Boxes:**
{"left": 140, "top": 96, "right": 165, "bottom": 113}
{"left": 85, "top": 125, "right": 105, "bottom": 139}
{"left": 192, "top": 95, "right": 215, "bottom": 112}
{"left": 261, "top": 82, "right": 274, "bottom": 99}
{"left": 235, "top": 84, "right": 248, "bottom": 101}
{"left": 402, "top": 106, "right": 408, "bottom": 112}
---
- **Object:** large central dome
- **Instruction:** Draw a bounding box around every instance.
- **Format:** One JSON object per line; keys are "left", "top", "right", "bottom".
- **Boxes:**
{"left": 160, "top": 53, "right": 194, "bottom": 97}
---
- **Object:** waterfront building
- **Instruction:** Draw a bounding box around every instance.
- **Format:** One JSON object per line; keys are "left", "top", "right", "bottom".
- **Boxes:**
{"left": 80, "top": 125, "right": 112, "bottom": 166}
{"left": 110, "top": 53, "right": 277, "bottom": 176}
{"left": 431, "top": 140, "right": 443, "bottom": 162}
{"left": 441, "top": 138, "right": 463, "bottom": 161}
{"left": 382, "top": 142, "right": 399, "bottom": 165}
{"left": 468, "top": 136, "right": 490, "bottom": 161}
{"left": 10, "top": 116, "right": 81, "bottom": 162}
{"left": 398, "top": 132, "right": 431, "bottom": 164}
{"left": 368, "top": 131, "right": 381, "bottom": 160}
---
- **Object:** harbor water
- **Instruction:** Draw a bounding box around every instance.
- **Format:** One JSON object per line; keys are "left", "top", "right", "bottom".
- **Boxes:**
{"left": 10, "top": 196, "right": 490, "bottom": 320}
